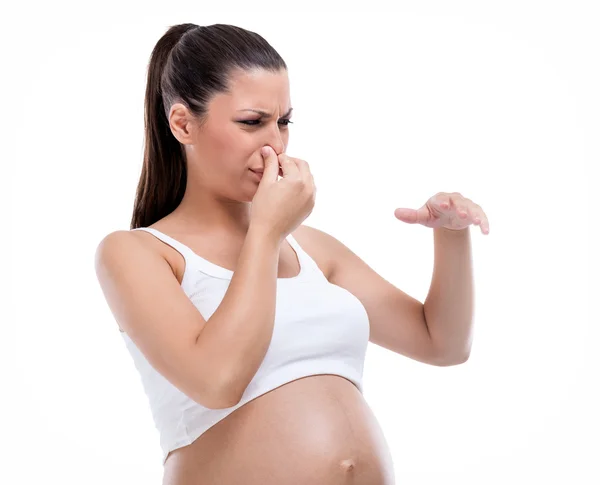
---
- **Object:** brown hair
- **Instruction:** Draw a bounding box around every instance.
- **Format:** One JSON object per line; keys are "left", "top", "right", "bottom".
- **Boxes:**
{"left": 130, "top": 23, "right": 287, "bottom": 229}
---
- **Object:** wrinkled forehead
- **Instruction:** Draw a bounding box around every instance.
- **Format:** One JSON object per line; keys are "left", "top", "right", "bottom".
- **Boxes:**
{"left": 217, "top": 67, "right": 291, "bottom": 115}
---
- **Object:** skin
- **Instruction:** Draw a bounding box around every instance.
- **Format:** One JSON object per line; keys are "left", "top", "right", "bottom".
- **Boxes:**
{"left": 165, "top": 67, "right": 292, "bottom": 238}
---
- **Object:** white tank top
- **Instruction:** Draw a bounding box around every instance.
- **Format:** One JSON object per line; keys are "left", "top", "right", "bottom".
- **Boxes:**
{"left": 121, "top": 227, "right": 370, "bottom": 465}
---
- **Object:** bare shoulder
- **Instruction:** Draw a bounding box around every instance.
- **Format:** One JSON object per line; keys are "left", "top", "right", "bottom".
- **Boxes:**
{"left": 95, "top": 229, "right": 177, "bottom": 277}
{"left": 291, "top": 224, "right": 339, "bottom": 282}
{"left": 95, "top": 230, "right": 138, "bottom": 262}
{"left": 95, "top": 229, "right": 161, "bottom": 260}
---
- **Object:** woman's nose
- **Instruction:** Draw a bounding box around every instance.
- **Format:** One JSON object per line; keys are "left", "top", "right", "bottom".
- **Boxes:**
{"left": 266, "top": 124, "right": 285, "bottom": 155}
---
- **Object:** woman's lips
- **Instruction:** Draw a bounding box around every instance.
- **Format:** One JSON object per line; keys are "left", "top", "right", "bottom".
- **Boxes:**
{"left": 249, "top": 169, "right": 263, "bottom": 181}
{"left": 250, "top": 167, "right": 284, "bottom": 179}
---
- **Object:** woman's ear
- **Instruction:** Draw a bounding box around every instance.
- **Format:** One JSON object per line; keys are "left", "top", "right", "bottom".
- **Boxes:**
{"left": 169, "top": 104, "right": 196, "bottom": 145}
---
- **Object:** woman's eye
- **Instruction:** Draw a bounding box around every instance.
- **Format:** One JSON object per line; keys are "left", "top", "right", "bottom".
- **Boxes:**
{"left": 239, "top": 119, "right": 293, "bottom": 127}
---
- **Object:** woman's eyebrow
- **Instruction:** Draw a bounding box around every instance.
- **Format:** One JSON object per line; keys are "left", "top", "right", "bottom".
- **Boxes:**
{"left": 237, "top": 108, "right": 293, "bottom": 118}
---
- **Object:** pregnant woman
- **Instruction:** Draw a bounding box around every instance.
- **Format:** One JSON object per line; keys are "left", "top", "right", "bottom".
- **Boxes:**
{"left": 95, "top": 22, "right": 488, "bottom": 485}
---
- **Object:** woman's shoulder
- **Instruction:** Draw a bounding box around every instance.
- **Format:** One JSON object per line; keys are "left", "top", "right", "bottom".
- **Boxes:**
{"left": 95, "top": 228, "right": 177, "bottom": 279}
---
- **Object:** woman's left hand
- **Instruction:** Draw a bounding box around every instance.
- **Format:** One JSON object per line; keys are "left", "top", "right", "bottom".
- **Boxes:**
{"left": 394, "top": 192, "right": 490, "bottom": 234}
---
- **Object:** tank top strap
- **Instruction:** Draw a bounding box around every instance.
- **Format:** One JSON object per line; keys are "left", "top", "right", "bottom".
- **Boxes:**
{"left": 131, "top": 227, "right": 196, "bottom": 261}
{"left": 286, "top": 234, "right": 304, "bottom": 257}
{"left": 286, "top": 233, "right": 324, "bottom": 279}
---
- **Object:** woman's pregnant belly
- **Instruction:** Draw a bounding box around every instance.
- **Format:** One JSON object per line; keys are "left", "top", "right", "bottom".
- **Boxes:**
{"left": 162, "top": 374, "right": 396, "bottom": 485}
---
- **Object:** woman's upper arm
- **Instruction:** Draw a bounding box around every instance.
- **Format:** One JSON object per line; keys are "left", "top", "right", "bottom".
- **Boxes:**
{"left": 94, "top": 230, "right": 232, "bottom": 409}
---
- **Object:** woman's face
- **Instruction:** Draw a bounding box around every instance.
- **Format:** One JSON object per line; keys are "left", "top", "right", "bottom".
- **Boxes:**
{"left": 175, "top": 67, "right": 292, "bottom": 201}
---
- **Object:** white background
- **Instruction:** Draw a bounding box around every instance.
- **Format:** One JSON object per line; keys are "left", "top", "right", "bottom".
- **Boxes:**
{"left": 3, "top": 1, "right": 597, "bottom": 484}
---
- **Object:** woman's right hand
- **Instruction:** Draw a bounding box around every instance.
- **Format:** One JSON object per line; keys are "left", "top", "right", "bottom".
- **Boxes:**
{"left": 250, "top": 146, "right": 316, "bottom": 242}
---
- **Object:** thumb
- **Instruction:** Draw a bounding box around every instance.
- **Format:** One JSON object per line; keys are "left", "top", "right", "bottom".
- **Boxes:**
{"left": 394, "top": 207, "right": 419, "bottom": 224}
{"left": 261, "top": 146, "right": 280, "bottom": 181}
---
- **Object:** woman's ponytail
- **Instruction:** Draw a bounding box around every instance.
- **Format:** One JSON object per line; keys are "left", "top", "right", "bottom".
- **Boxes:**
{"left": 130, "top": 23, "right": 198, "bottom": 229}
